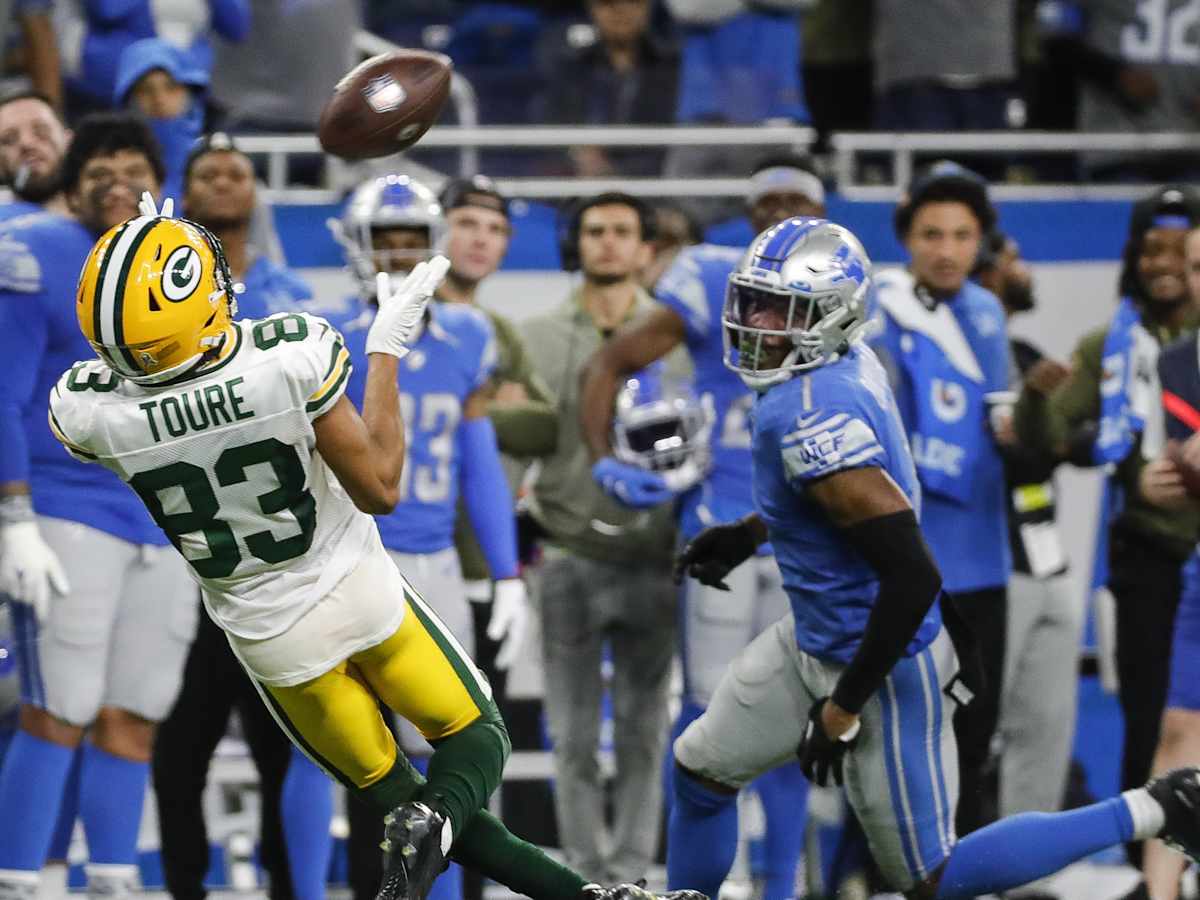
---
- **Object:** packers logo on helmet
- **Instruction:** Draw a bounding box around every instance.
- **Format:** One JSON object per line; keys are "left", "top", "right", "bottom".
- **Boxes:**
{"left": 77, "top": 215, "right": 237, "bottom": 384}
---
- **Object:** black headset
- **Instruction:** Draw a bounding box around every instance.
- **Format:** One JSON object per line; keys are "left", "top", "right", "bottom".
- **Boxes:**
{"left": 557, "top": 192, "right": 657, "bottom": 272}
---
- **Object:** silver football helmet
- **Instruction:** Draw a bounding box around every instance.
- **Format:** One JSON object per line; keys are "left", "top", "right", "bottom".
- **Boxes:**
{"left": 723, "top": 217, "right": 874, "bottom": 391}
{"left": 612, "top": 370, "right": 713, "bottom": 493}
{"left": 328, "top": 173, "right": 446, "bottom": 299}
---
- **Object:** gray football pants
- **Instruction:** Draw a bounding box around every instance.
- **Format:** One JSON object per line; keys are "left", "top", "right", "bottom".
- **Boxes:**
{"left": 537, "top": 546, "right": 677, "bottom": 884}
{"left": 998, "top": 572, "right": 1085, "bottom": 818}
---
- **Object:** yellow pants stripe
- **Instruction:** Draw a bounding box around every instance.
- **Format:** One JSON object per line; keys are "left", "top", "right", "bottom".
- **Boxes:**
{"left": 259, "top": 594, "right": 485, "bottom": 789}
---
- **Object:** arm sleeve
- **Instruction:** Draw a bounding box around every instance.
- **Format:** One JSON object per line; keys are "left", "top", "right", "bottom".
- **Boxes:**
{"left": 830, "top": 509, "right": 944, "bottom": 714}
{"left": 458, "top": 416, "right": 519, "bottom": 580}
{"left": 779, "top": 408, "right": 886, "bottom": 490}
{"left": 280, "top": 314, "right": 352, "bottom": 421}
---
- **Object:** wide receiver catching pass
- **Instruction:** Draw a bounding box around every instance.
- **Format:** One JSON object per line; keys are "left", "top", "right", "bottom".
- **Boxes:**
{"left": 47, "top": 193, "right": 703, "bottom": 900}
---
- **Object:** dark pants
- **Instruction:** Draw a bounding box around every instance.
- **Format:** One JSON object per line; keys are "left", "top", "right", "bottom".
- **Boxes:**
{"left": 943, "top": 586, "right": 1007, "bottom": 836}
{"left": 1109, "top": 530, "right": 1185, "bottom": 864}
{"left": 153, "top": 605, "right": 294, "bottom": 900}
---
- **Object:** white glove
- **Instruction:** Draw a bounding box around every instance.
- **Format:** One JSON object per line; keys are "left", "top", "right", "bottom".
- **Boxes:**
{"left": 488, "top": 578, "right": 530, "bottom": 672}
{"left": 138, "top": 190, "right": 174, "bottom": 219}
{"left": 0, "top": 521, "right": 70, "bottom": 622}
{"left": 366, "top": 256, "right": 451, "bottom": 358}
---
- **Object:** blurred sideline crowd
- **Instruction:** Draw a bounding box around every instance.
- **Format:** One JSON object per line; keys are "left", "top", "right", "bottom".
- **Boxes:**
{"left": 0, "top": 1, "right": 1196, "bottom": 190}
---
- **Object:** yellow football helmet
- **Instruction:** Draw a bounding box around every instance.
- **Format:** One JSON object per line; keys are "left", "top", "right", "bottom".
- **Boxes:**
{"left": 77, "top": 215, "right": 238, "bottom": 383}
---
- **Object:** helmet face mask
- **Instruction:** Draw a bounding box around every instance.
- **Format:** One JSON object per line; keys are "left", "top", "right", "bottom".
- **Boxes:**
{"left": 612, "top": 374, "right": 713, "bottom": 492}
{"left": 331, "top": 174, "right": 445, "bottom": 300}
{"left": 77, "top": 215, "right": 238, "bottom": 384}
{"left": 723, "top": 218, "right": 873, "bottom": 391}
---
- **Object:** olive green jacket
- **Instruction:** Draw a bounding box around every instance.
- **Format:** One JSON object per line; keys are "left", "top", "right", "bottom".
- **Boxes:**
{"left": 518, "top": 286, "right": 688, "bottom": 566}
{"left": 1014, "top": 311, "right": 1200, "bottom": 562}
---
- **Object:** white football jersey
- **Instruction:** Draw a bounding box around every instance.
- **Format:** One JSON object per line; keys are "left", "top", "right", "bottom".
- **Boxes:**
{"left": 48, "top": 312, "right": 377, "bottom": 640}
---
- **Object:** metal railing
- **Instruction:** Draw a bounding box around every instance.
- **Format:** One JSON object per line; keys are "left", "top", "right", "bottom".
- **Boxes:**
{"left": 236, "top": 125, "right": 817, "bottom": 203}
{"left": 239, "top": 125, "right": 1200, "bottom": 204}
{"left": 832, "top": 131, "right": 1200, "bottom": 200}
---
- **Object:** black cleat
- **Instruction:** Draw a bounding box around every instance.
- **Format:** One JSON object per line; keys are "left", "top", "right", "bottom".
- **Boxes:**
{"left": 1147, "top": 767, "right": 1200, "bottom": 862}
{"left": 376, "top": 801, "right": 450, "bottom": 900}
{"left": 579, "top": 882, "right": 709, "bottom": 900}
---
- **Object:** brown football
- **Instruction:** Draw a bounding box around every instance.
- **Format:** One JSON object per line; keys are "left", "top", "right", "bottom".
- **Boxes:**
{"left": 317, "top": 49, "right": 452, "bottom": 160}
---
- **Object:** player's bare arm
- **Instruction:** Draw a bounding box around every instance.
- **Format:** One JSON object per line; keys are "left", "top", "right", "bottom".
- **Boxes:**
{"left": 315, "top": 257, "right": 449, "bottom": 514}
{"left": 313, "top": 371, "right": 404, "bottom": 515}
{"left": 580, "top": 306, "right": 686, "bottom": 461}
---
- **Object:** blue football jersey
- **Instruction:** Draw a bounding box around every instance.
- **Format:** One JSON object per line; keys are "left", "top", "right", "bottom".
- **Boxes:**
{"left": 752, "top": 344, "right": 942, "bottom": 663}
{"left": 0, "top": 201, "right": 42, "bottom": 226}
{"left": 336, "top": 298, "right": 497, "bottom": 554}
{"left": 655, "top": 243, "right": 759, "bottom": 540}
{"left": 0, "top": 212, "right": 165, "bottom": 545}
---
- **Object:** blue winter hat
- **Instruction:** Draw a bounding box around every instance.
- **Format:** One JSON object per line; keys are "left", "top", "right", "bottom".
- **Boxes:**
{"left": 114, "top": 39, "right": 208, "bottom": 107}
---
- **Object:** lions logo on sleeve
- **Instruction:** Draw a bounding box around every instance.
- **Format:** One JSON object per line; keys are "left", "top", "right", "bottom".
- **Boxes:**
{"left": 0, "top": 232, "right": 43, "bottom": 294}
{"left": 780, "top": 410, "right": 885, "bottom": 486}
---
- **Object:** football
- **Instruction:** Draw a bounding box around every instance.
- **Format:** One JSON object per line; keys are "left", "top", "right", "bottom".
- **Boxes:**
{"left": 317, "top": 49, "right": 452, "bottom": 160}
{"left": 1167, "top": 438, "right": 1200, "bottom": 498}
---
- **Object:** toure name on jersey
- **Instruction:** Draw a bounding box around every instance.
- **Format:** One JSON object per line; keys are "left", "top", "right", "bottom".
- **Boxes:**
{"left": 138, "top": 377, "right": 254, "bottom": 443}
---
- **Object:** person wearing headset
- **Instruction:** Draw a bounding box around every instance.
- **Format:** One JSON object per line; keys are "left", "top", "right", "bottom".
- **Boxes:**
{"left": 518, "top": 192, "right": 688, "bottom": 884}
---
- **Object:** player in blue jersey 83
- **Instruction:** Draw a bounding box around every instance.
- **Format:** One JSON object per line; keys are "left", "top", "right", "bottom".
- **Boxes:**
{"left": 670, "top": 216, "right": 1200, "bottom": 899}
{"left": 283, "top": 173, "right": 531, "bottom": 900}
{"left": 580, "top": 155, "right": 823, "bottom": 900}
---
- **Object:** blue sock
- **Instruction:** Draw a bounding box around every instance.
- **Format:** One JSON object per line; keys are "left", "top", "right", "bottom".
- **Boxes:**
{"left": 0, "top": 730, "right": 76, "bottom": 870}
{"left": 753, "top": 762, "right": 808, "bottom": 900}
{"left": 281, "top": 749, "right": 334, "bottom": 900}
{"left": 667, "top": 765, "right": 739, "bottom": 895}
{"left": 78, "top": 743, "right": 148, "bottom": 865}
{"left": 936, "top": 797, "right": 1134, "bottom": 899}
{"left": 409, "top": 756, "right": 465, "bottom": 899}
{"left": 47, "top": 748, "right": 81, "bottom": 861}
{"left": 662, "top": 700, "right": 705, "bottom": 825}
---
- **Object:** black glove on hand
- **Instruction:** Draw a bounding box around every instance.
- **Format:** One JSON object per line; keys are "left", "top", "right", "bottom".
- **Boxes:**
{"left": 672, "top": 516, "right": 761, "bottom": 590}
{"left": 797, "top": 698, "right": 861, "bottom": 787}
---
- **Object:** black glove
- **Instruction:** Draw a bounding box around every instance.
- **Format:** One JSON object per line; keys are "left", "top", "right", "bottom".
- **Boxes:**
{"left": 672, "top": 516, "right": 761, "bottom": 590}
{"left": 797, "top": 697, "right": 860, "bottom": 787}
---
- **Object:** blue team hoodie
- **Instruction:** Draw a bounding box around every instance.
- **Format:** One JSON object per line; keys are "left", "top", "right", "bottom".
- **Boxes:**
{"left": 114, "top": 38, "right": 208, "bottom": 205}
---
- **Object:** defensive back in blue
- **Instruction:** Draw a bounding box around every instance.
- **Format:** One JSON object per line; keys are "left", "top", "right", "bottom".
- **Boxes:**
{"left": 751, "top": 343, "right": 940, "bottom": 663}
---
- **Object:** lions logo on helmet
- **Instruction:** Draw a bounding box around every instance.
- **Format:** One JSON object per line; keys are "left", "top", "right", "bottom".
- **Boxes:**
{"left": 612, "top": 365, "right": 714, "bottom": 493}
{"left": 77, "top": 215, "right": 238, "bottom": 384}
{"left": 723, "top": 217, "right": 874, "bottom": 391}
